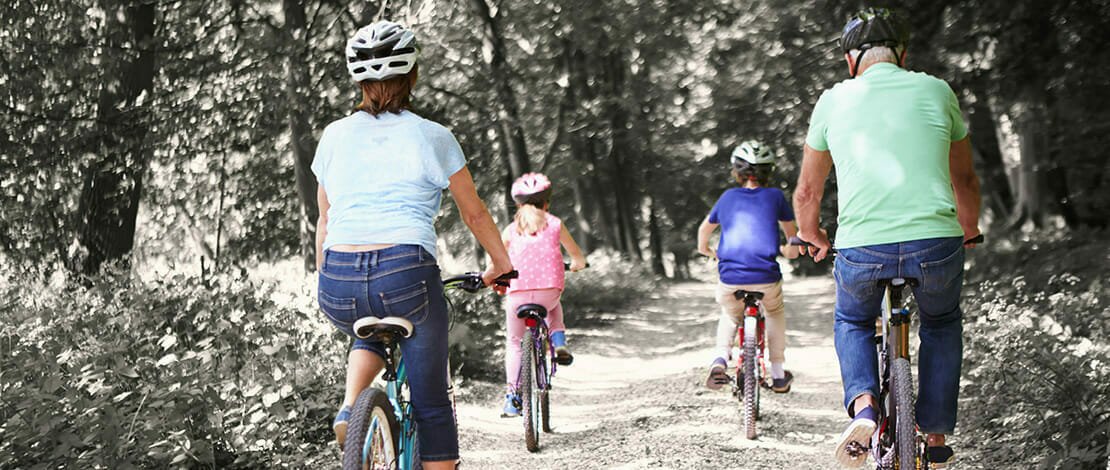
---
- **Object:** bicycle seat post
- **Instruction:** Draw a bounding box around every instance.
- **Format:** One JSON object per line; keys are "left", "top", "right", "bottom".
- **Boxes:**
{"left": 882, "top": 278, "right": 913, "bottom": 360}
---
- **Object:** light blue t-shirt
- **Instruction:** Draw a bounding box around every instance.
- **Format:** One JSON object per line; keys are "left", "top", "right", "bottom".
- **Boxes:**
{"left": 311, "top": 110, "right": 466, "bottom": 257}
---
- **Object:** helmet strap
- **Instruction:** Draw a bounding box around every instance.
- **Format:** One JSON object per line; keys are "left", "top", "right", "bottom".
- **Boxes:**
{"left": 850, "top": 48, "right": 866, "bottom": 78}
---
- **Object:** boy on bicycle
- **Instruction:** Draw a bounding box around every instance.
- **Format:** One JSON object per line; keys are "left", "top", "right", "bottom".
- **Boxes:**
{"left": 698, "top": 140, "right": 800, "bottom": 393}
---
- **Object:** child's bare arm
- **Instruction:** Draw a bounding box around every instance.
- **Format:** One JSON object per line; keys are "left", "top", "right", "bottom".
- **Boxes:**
{"left": 697, "top": 216, "right": 719, "bottom": 259}
{"left": 779, "top": 220, "right": 800, "bottom": 259}
{"left": 559, "top": 225, "right": 588, "bottom": 271}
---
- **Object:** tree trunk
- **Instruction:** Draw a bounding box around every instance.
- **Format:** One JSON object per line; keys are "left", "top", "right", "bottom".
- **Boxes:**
{"left": 966, "top": 88, "right": 1014, "bottom": 223}
{"left": 470, "top": 0, "right": 530, "bottom": 177}
{"left": 671, "top": 250, "right": 691, "bottom": 280}
{"left": 75, "top": 1, "right": 157, "bottom": 275}
{"left": 570, "top": 176, "right": 592, "bottom": 253}
{"left": 1006, "top": 98, "right": 1047, "bottom": 229}
{"left": 647, "top": 195, "right": 666, "bottom": 276}
{"left": 603, "top": 49, "right": 642, "bottom": 260}
{"left": 283, "top": 0, "right": 320, "bottom": 272}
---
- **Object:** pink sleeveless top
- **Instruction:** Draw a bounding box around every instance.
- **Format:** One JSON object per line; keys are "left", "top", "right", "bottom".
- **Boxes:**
{"left": 505, "top": 213, "right": 564, "bottom": 293}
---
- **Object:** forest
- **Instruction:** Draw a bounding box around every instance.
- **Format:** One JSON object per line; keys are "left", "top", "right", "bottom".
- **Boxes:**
{"left": 2, "top": 0, "right": 1107, "bottom": 468}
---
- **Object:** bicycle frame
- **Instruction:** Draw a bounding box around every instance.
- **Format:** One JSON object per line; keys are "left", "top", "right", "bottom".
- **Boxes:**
{"left": 377, "top": 343, "right": 420, "bottom": 470}
{"left": 520, "top": 317, "right": 555, "bottom": 395}
{"left": 872, "top": 279, "right": 915, "bottom": 468}
{"left": 733, "top": 296, "right": 768, "bottom": 389}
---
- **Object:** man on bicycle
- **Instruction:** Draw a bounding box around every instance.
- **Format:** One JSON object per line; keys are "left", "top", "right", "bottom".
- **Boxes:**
{"left": 792, "top": 8, "right": 981, "bottom": 468}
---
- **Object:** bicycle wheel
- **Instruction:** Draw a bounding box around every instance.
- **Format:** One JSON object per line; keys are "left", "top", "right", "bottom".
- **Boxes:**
{"left": 890, "top": 357, "right": 917, "bottom": 470}
{"left": 520, "top": 329, "right": 540, "bottom": 452}
{"left": 539, "top": 333, "right": 553, "bottom": 433}
{"left": 343, "top": 387, "right": 399, "bottom": 470}
{"left": 742, "top": 324, "right": 759, "bottom": 440}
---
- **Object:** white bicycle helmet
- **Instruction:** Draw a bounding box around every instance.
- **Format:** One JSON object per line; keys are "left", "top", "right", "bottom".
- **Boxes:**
{"left": 731, "top": 140, "right": 775, "bottom": 166}
{"left": 346, "top": 21, "right": 418, "bottom": 82}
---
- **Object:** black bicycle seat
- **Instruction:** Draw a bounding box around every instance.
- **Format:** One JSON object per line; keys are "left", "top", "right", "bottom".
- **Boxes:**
{"left": 733, "top": 290, "right": 765, "bottom": 301}
{"left": 516, "top": 303, "right": 548, "bottom": 319}
{"left": 353, "top": 316, "right": 414, "bottom": 342}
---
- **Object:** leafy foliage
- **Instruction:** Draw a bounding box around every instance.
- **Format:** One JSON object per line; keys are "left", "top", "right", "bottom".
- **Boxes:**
{"left": 961, "top": 232, "right": 1110, "bottom": 468}
{"left": 0, "top": 268, "right": 342, "bottom": 468}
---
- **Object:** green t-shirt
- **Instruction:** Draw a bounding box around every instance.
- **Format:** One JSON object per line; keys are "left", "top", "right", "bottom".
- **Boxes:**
{"left": 805, "top": 62, "right": 968, "bottom": 249}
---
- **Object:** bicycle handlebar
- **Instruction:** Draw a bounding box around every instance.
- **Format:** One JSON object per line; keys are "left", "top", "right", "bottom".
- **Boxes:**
{"left": 563, "top": 262, "right": 590, "bottom": 271}
{"left": 442, "top": 270, "right": 519, "bottom": 293}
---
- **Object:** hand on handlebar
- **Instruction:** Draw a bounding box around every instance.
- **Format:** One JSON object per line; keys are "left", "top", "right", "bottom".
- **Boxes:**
{"left": 795, "top": 229, "right": 831, "bottom": 262}
{"left": 482, "top": 259, "right": 515, "bottom": 294}
{"left": 698, "top": 246, "right": 717, "bottom": 261}
{"left": 567, "top": 257, "right": 588, "bottom": 272}
{"left": 963, "top": 229, "right": 983, "bottom": 248}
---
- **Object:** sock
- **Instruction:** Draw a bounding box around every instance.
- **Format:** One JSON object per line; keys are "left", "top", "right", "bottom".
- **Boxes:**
{"left": 854, "top": 405, "right": 878, "bottom": 423}
{"left": 771, "top": 362, "right": 785, "bottom": 380}
{"left": 550, "top": 331, "right": 567, "bottom": 348}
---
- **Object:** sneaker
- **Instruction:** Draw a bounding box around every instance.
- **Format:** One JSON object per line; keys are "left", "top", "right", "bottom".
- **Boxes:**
{"left": 554, "top": 346, "right": 574, "bottom": 366}
{"left": 705, "top": 357, "right": 729, "bottom": 390}
{"left": 926, "top": 445, "right": 956, "bottom": 468}
{"left": 333, "top": 405, "right": 351, "bottom": 449}
{"left": 501, "top": 393, "right": 522, "bottom": 418}
{"left": 772, "top": 370, "right": 794, "bottom": 393}
{"left": 834, "top": 406, "right": 876, "bottom": 468}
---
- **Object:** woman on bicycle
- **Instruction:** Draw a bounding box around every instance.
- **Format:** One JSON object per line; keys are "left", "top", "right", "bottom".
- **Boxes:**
{"left": 312, "top": 21, "right": 512, "bottom": 468}
{"left": 499, "top": 173, "right": 587, "bottom": 418}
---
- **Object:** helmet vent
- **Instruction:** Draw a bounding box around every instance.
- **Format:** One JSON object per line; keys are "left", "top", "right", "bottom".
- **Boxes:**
{"left": 352, "top": 67, "right": 366, "bottom": 74}
{"left": 371, "top": 64, "right": 382, "bottom": 71}
{"left": 388, "top": 61, "right": 408, "bottom": 68}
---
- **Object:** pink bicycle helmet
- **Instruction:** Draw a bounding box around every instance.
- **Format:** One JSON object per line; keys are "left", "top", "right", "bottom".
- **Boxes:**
{"left": 511, "top": 173, "right": 552, "bottom": 205}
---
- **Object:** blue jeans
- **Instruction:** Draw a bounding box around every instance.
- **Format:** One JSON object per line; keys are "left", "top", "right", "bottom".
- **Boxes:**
{"left": 317, "top": 245, "right": 458, "bottom": 461}
{"left": 833, "top": 237, "right": 964, "bottom": 434}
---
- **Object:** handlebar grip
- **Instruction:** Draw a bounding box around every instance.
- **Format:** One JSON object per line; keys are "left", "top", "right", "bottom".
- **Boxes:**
{"left": 787, "top": 236, "right": 810, "bottom": 246}
{"left": 563, "top": 262, "right": 590, "bottom": 271}
{"left": 964, "top": 234, "right": 985, "bottom": 245}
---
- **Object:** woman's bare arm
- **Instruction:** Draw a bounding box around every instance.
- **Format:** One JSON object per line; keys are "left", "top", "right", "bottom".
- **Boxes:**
{"left": 448, "top": 166, "right": 513, "bottom": 284}
{"left": 315, "top": 186, "right": 330, "bottom": 272}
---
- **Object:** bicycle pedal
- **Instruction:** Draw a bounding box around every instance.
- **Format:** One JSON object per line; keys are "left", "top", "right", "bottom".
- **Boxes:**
{"left": 845, "top": 441, "right": 869, "bottom": 457}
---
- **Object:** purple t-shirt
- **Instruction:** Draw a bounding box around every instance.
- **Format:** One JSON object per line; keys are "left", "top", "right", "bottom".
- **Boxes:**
{"left": 709, "top": 187, "right": 795, "bottom": 285}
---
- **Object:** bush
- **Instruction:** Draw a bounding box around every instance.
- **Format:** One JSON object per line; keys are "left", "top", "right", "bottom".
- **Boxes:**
{"left": 0, "top": 267, "right": 342, "bottom": 469}
{"left": 961, "top": 232, "right": 1109, "bottom": 468}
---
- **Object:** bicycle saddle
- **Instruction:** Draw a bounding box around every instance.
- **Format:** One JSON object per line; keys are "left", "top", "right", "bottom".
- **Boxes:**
{"left": 516, "top": 303, "right": 548, "bottom": 319}
{"left": 877, "top": 278, "right": 919, "bottom": 287}
{"left": 353, "top": 316, "right": 414, "bottom": 342}
{"left": 733, "top": 290, "right": 765, "bottom": 301}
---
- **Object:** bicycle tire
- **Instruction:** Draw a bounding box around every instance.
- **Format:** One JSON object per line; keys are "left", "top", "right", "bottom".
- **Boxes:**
{"left": 540, "top": 389, "right": 552, "bottom": 433}
{"left": 742, "top": 327, "right": 759, "bottom": 440}
{"left": 343, "top": 387, "right": 399, "bottom": 470}
{"left": 891, "top": 357, "right": 917, "bottom": 470}
{"left": 520, "top": 329, "right": 540, "bottom": 452}
{"left": 539, "top": 333, "right": 552, "bottom": 433}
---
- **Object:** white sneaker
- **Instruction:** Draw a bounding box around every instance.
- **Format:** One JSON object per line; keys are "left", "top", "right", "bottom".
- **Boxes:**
{"left": 834, "top": 417, "right": 875, "bottom": 468}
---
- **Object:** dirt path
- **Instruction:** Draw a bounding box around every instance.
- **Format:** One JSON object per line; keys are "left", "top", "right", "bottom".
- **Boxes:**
{"left": 455, "top": 276, "right": 850, "bottom": 469}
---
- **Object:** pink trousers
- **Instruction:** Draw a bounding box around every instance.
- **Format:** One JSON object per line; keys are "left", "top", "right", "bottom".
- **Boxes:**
{"left": 504, "top": 288, "right": 565, "bottom": 387}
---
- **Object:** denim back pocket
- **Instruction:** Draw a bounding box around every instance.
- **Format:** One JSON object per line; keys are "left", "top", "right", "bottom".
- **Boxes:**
{"left": 380, "top": 280, "right": 430, "bottom": 325}
{"left": 919, "top": 244, "right": 964, "bottom": 294}
{"left": 834, "top": 252, "right": 885, "bottom": 301}
{"left": 318, "top": 289, "right": 358, "bottom": 328}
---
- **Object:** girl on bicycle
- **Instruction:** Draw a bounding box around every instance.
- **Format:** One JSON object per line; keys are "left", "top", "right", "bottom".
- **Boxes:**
{"left": 500, "top": 173, "right": 587, "bottom": 418}
{"left": 312, "top": 21, "right": 512, "bottom": 469}
{"left": 697, "top": 140, "right": 800, "bottom": 393}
